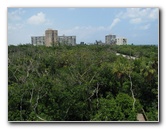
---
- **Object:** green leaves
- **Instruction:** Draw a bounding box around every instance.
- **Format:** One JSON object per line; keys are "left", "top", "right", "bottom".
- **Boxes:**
{"left": 91, "top": 98, "right": 124, "bottom": 121}
{"left": 90, "top": 93, "right": 140, "bottom": 121}
{"left": 8, "top": 44, "right": 158, "bottom": 121}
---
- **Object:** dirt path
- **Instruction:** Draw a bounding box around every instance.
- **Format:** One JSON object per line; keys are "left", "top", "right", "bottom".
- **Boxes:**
{"left": 116, "top": 52, "right": 138, "bottom": 60}
{"left": 137, "top": 113, "right": 146, "bottom": 121}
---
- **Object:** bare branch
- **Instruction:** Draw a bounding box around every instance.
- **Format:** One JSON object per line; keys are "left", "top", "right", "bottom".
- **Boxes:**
{"left": 20, "top": 93, "right": 24, "bottom": 121}
{"left": 31, "top": 85, "right": 47, "bottom": 121}
{"left": 36, "top": 114, "right": 46, "bottom": 121}
{"left": 10, "top": 68, "right": 19, "bottom": 82}
{"left": 87, "top": 89, "right": 96, "bottom": 101}
{"left": 128, "top": 48, "right": 136, "bottom": 110}
{"left": 80, "top": 67, "right": 90, "bottom": 78}
{"left": 89, "top": 72, "right": 97, "bottom": 84}
{"left": 29, "top": 84, "right": 34, "bottom": 104}
{"left": 129, "top": 74, "right": 136, "bottom": 110}
{"left": 33, "top": 91, "right": 40, "bottom": 110}
{"left": 96, "top": 83, "right": 99, "bottom": 109}
{"left": 141, "top": 108, "right": 148, "bottom": 121}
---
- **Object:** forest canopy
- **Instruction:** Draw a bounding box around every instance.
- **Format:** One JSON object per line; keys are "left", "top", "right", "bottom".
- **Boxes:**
{"left": 8, "top": 44, "right": 158, "bottom": 121}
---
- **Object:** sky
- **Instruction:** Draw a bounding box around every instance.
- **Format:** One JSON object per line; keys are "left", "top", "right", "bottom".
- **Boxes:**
{"left": 8, "top": 7, "right": 159, "bottom": 45}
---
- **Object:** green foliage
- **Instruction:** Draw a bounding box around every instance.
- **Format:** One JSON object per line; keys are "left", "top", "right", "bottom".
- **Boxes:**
{"left": 91, "top": 98, "right": 124, "bottom": 121}
{"left": 8, "top": 44, "right": 158, "bottom": 121}
{"left": 110, "top": 44, "right": 158, "bottom": 58}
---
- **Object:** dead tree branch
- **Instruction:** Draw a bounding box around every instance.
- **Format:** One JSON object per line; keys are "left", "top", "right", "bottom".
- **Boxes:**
{"left": 36, "top": 114, "right": 46, "bottom": 121}
{"left": 87, "top": 89, "right": 96, "bottom": 101}
{"left": 29, "top": 82, "right": 35, "bottom": 104}
{"left": 142, "top": 108, "right": 148, "bottom": 121}
{"left": 129, "top": 48, "right": 136, "bottom": 110}
{"left": 96, "top": 83, "right": 99, "bottom": 109}
{"left": 20, "top": 93, "right": 24, "bottom": 121}
{"left": 31, "top": 84, "right": 47, "bottom": 121}
{"left": 129, "top": 74, "right": 136, "bottom": 110}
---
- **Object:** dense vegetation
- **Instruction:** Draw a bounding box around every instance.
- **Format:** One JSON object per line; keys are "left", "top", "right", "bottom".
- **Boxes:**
{"left": 8, "top": 44, "right": 158, "bottom": 121}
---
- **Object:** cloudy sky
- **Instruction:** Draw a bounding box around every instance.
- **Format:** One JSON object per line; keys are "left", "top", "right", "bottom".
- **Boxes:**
{"left": 8, "top": 7, "right": 159, "bottom": 45}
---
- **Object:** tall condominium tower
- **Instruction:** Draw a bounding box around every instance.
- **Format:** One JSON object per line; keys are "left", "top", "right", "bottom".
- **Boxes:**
{"left": 45, "top": 29, "right": 58, "bottom": 47}
{"left": 105, "top": 34, "right": 116, "bottom": 44}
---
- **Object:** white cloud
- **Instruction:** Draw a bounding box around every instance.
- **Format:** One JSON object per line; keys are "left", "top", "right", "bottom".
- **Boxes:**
{"left": 149, "top": 8, "right": 158, "bottom": 20}
{"left": 8, "top": 8, "right": 25, "bottom": 21}
{"left": 115, "top": 8, "right": 158, "bottom": 31}
{"left": 117, "top": 8, "right": 158, "bottom": 24}
{"left": 139, "top": 24, "right": 151, "bottom": 30}
{"left": 8, "top": 23, "right": 24, "bottom": 30}
{"left": 130, "top": 18, "right": 142, "bottom": 24}
{"left": 27, "top": 12, "right": 48, "bottom": 25}
{"left": 109, "top": 18, "right": 120, "bottom": 30}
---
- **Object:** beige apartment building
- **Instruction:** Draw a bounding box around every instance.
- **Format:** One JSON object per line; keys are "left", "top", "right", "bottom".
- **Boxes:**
{"left": 45, "top": 29, "right": 58, "bottom": 47}
{"left": 31, "top": 29, "right": 76, "bottom": 46}
{"left": 58, "top": 35, "right": 76, "bottom": 46}
{"left": 105, "top": 34, "right": 127, "bottom": 45}
{"left": 115, "top": 37, "right": 128, "bottom": 45}
{"left": 105, "top": 34, "right": 116, "bottom": 44}
{"left": 31, "top": 36, "right": 45, "bottom": 46}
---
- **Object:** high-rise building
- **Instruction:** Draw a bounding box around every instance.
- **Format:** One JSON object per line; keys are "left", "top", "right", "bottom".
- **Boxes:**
{"left": 45, "top": 29, "right": 58, "bottom": 47}
{"left": 105, "top": 34, "right": 116, "bottom": 44}
{"left": 31, "top": 29, "right": 76, "bottom": 46}
{"left": 58, "top": 35, "right": 76, "bottom": 46}
{"left": 115, "top": 37, "right": 127, "bottom": 45}
{"left": 31, "top": 36, "right": 45, "bottom": 46}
